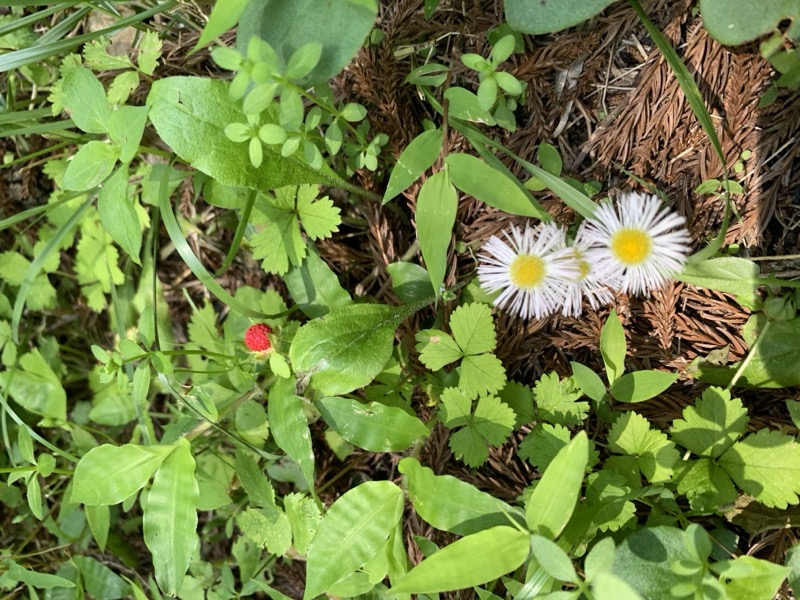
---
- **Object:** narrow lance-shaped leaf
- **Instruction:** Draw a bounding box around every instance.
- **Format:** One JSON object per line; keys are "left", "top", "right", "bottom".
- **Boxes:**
{"left": 416, "top": 170, "right": 457, "bottom": 296}
{"left": 384, "top": 128, "right": 443, "bottom": 202}
{"left": 268, "top": 376, "right": 315, "bottom": 489}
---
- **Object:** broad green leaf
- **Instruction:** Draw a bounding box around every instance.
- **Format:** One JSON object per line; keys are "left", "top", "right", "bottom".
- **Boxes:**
{"left": 85, "top": 504, "right": 110, "bottom": 551}
{"left": 459, "top": 353, "right": 506, "bottom": 398}
{"left": 600, "top": 309, "right": 626, "bottom": 383}
{"left": 450, "top": 302, "right": 496, "bottom": 355}
{"left": 677, "top": 257, "right": 761, "bottom": 309}
{"left": 719, "top": 429, "right": 800, "bottom": 508}
{"left": 530, "top": 534, "right": 579, "bottom": 583}
{"left": 592, "top": 572, "right": 644, "bottom": 600}
{"left": 446, "top": 153, "right": 546, "bottom": 219}
{"left": 268, "top": 376, "right": 315, "bottom": 489}
{"left": 606, "top": 412, "right": 679, "bottom": 485}
{"left": 699, "top": 0, "right": 800, "bottom": 45}
{"left": 193, "top": 0, "right": 249, "bottom": 51}
{"left": 4, "top": 349, "right": 66, "bottom": 422}
{"left": 63, "top": 141, "right": 119, "bottom": 191}
{"left": 73, "top": 555, "right": 130, "bottom": 600}
{"left": 388, "top": 526, "right": 529, "bottom": 594}
{"left": 673, "top": 458, "right": 737, "bottom": 512}
{"left": 107, "top": 105, "right": 149, "bottom": 165}
{"left": 71, "top": 443, "right": 174, "bottom": 506}
{"left": 97, "top": 167, "right": 142, "bottom": 264}
{"left": 237, "top": 0, "right": 377, "bottom": 85}
{"left": 384, "top": 128, "right": 442, "bottom": 202}
{"left": 505, "top": 0, "right": 617, "bottom": 34}
{"left": 304, "top": 481, "right": 403, "bottom": 600}
{"left": 719, "top": 555, "right": 789, "bottom": 600}
{"left": 584, "top": 536, "right": 616, "bottom": 581}
{"left": 147, "top": 77, "right": 336, "bottom": 191}
{"left": 610, "top": 370, "right": 678, "bottom": 403}
{"left": 387, "top": 261, "right": 436, "bottom": 303}
{"left": 570, "top": 361, "right": 607, "bottom": 403}
{"left": 3, "top": 559, "right": 75, "bottom": 589}
{"left": 526, "top": 431, "right": 588, "bottom": 538}
{"left": 62, "top": 66, "right": 111, "bottom": 134}
{"left": 143, "top": 438, "right": 199, "bottom": 597}
{"left": 444, "top": 87, "right": 496, "bottom": 125}
{"left": 284, "top": 244, "right": 352, "bottom": 318}
{"left": 416, "top": 170, "right": 457, "bottom": 295}
{"left": 583, "top": 470, "right": 636, "bottom": 534}
{"left": 786, "top": 543, "right": 800, "bottom": 596}
{"left": 317, "top": 397, "right": 429, "bottom": 452}
{"left": 670, "top": 387, "right": 748, "bottom": 458}
{"left": 290, "top": 302, "right": 423, "bottom": 396}
{"left": 399, "top": 457, "right": 518, "bottom": 535}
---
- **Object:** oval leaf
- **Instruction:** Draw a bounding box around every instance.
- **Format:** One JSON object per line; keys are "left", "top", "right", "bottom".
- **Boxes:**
{"left": 304, "top": 481, "right": 404, "bottom": 599}
{"left": 97, "top": 167, "right": 142, "bottom": 264}
{"left": 611, "top": 371, "right": 678, "bottom": 403}
{"left": 416, "top": 170, "right": 457, "bottom": 295}
{"left": 388, "top": 526, "right": 529, "bottom": 594}
{"left": 268, "top": 376, "right": 315, "bottom": 489}
{"left": 317, "top": 397, "right": 429, "bottom": 452}
{"left": 383, "top": 128, "right": 442, "bottom": 202}
{"left": 143, "top": 439, "right": 199, "bottom": 597}
{"left": 386, "top": 261, "right": 435, "bottom": 304}
{"left": 505, "top": 0, "right": 617, "bottom": 35}
{"left": 530, "top": 534, "right": 579, "bottom": 583}
{"left": 446, "top": 153, "right": 545, "bottom": 218}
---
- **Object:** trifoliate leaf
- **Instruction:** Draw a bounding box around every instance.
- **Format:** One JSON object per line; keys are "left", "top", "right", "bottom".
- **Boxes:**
{"left": 445, "top": 394, "right": 515, "bottom": 468}
{"left": 519, "top": 423, "right": 571, "bottom": 470}
{"left": 450, "top": 302, "right": 496, "bottom": 355}
{"left": 415, "top": 329, "right": 463, "bottom": 371}
{"left": 295, "top": 185, "right": 340, "bottom": 240}
{"left": 137, "top": 30, "right": 162, "bottom": 76}
{"left": 499, "top": 380, "right": 534, "bottom": 428}
{"left": 671, "top": 387, "right": 748, "bottom": 458}
{"left": 459, "top": 353, "right": 506, "bottom": 398}
{"left": 533, "top": 372, "right": 588, "bottom": 426}
{"left": 584, "top": 470, "right": 636, "bottom": 533}
{"left": 719, "top": 429, "right": 800, "bottom": 509}
{"left": 607, "top": 411, "right": 679, "bottom": 486}
{"left": 674, "top": 458, "right": 738, "bottom": 512}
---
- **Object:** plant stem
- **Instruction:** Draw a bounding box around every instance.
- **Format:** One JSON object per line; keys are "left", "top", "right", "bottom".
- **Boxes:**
{"left": 726, "top": 320, "right": 771, "bottom": 390}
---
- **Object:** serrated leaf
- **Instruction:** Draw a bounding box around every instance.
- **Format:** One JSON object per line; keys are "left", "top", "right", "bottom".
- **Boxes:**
{"left": 317, "top": 396, "right": 428, "bottom": 452}
{"left": 83, "top": 38, "right": 135, "bottom": 70}
{"left": 236, "top": 507, "right": 292, "bottom": 556}
{"left": 519, "top": 423, "right": 571, "bottom": 470}
{"left": 143, "top": 439, "right": 198, "bottom": 597}
{"left": 416, "top": 170, "right": 457, "bottom": 295}
{"left": 290, "top": 302, "right": 421, "bottom": 396}
{"left": 459, "top": 353, "right": 506, "bottom": 398}
{"left": 415, "top": 329, "right": 462, "bottom": 370}
{"left": 384, "top": 128, "right": 442, "bottom": 202}
{"left": 388, "top": 526, "right": 530, "bottom": 594}
{"left": 398, "top": 457, "right": 518, "bottom": 535}
{"left": 304, "top": 481, "right": 403, "bottom": 600}
{"left": 533, "top": 372, "right": 588, "bottom": 426}
{"left": 450, "top": 302, "right": 496, "bottom": 355}
{"left": 97, "top": 167, "right": 142, "bottom": 264}
{"left": 71, "top": 443, "right": 173, "bottom": 506}
{"left": 284, "top": 493, "right": 321, "bottom": 555}
{"left": 250, "top": 193, "right": 306, "bottom": 275}
{"left": 719, "top": 429, "right": 800, "bottom": 509}
{"left": 499, "top": 380, "right": 534, "bottom": 428}
{"left": 670, "top": 387, "right": 748, "bottom": 458}
{"left": 673, "top": 458, "right": 738, "bottom": 512}
{"left": 607, "top": 412, "right": 679, "bottom": 485}
{"left": 268, "top": 377, "right": 315, "bottom": 489}
{"left": 584, "top": 470, "right": 636, "bottom": 533}
{"left": 137, "top": 30, "right": 162, "bottom": 76}
{"left": 296, "top": 186, "right": 340, "bottom": 240}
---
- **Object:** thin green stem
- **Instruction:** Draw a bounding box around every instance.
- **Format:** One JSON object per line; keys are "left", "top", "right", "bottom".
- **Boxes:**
{"left": 727, "top": 320, "right": 772, "bottom": 390}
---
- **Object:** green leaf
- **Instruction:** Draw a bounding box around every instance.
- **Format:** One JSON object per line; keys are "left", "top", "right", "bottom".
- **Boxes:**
{"left": 415, "top": 328, "right": 463, "bottom": 370}
{"left": 600, "top": 309, "right": 626, "bottom": 383}
{"left": 677, "top": 257, "right": 761, "bottom": 309}
{"left": 147, "top": 77, "right": 336, "bottom": 191}
{"left": 383, "top": 128, "right": 442, "bottom": 202}
{"left": 237, "top": 506, "right": 292, "bottom": 556}
{"left": 533, "top": 372, "right": 588, "bottom": 426}
{"left": 416, "top": 170, "right": 457, "bottom": 295}
{"left": 268, "top": 376, "right": 315, "bottom": 489}
{"left": 137, "top": 30, "right": 162, "bottom": 76}
{"left": 290, "top": 302, "right": 421, "bottom": 396}
{"left": 83, "top": 38, "right": 135, "bottom": 71}
{"left": 193, "top": 0, "right": 249, "bottom": 51}
{"left": 443, "top": 392, "right": 515, "bottom": 468}
{"left": 610, "top": 370, "right": 678, "bottom": 403}
{"left": 670, "top": 387, "right": 748, "bottom": 458}
{"left": 238, "top": 0, "right": 377, "bottom": 85}
{"left": 519, "top": 423, "right": 571, "bottom": 471}
{"left": 107, "top": 105, "right": 149, "bottom": 165}
{"left": 284, "top": 493, "right": 321, "bottom": 555}
{"left": 295, "top": 185, "right": 340, "bottom": 241}
{"left": 446, "top": 153, "right": 547, "bottom": 219}
{"left": 317, "top": 396, "right": 429, "bottom": 452}
{"left": 285, "top": 41, "right": 323, "bottom": 80}
{"left": 284, "top": 245, "right": 352, "bottom": 318}
{"left": 85, "top": 504, "right": 110, "bottom": 551}
{"left": 444, "top": 87, "right": 496, "bottom": 125}
{"left": 62, "top": 66, "right": 111, "bottom": 134}
{"left": 505, "top": 0, "right": 617, "bottom": 34}
{"left": 304, "top": 481, "right": 403, "bottom": 599}
{"left": 97, "top": 167, "right": 142, "bottom": 264}
{"left": 63, "top": 141, "right": 119, "bottom": 191}
{"left": 450, "top": 302, "right": 496, "bottom": 355}
{"left": 398, "top": 457, "right": 518, "bottom": 535}
{"left": 526, "top": 431, "right": 588, "bottom": 538}
{"left": 606, "top": 412, "right": 679, "bottom": 485}
{"left": 592, "top": 572, "right": 645, "bottom": 600}
{"left": 673, "top": 458, "right": 738, "bottom": 512}
{"left": 719, "top": 555, "right": 790, "bottom": 600}
{"left": 26, "top": 475, "right": 42, "bottom": 519}
{"left": 3, "top": 348, "right": 66, "bottom": 422}
{"left": 570, "top": 361, "right": 607, "bottom": 403}
{"left": 459, "top": 353, "right": 507, "bottom": 398}
{"left": 250, "top": 192, "right": 306, "bottom": 275}
{"left": 388, "top": 526, "right": 529, "bottom": 594}
{"left": 143, "top": 439, "right": 198, "bottom": 597}
{"left": 3, "top": 559, "right": 75, "bottom": 589}
{"left": 583, "top": 470, "right": 636, "bottom": 534}
{"left": 71, "top": 443, "right": 174, "bottom": 506}
{"left": 719, "top": 429, "right": 800, "bottom": 508}
{"left": 699, "top": 0, "right": 800, "bottom": 45}
{"left": 612, "top": 526, "right": 692, "bottom": 599}
{"left": 499, "top": 380, "right": 535, "bottom": 428}
{"left": 585, "top": 537, "right": 616, "bottom": 581}
{"left": 73, "top": 555, "right": 130, "bottom": 600}
{"left": 17, "top": 426, "right": 35, "bottom": 464}
{"left": 234, "top": 450, "right": 276, "bottom": 508}
{"left": 387, "top": 261, "right": 436, "bottom": 303}
{"left": 530, "top": 534, "right": 579, "bottom": 583}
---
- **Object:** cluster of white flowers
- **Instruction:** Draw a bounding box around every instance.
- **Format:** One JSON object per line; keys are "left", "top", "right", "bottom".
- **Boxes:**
{"left": 477, "top": 192, "right": 692, "bottom": 320}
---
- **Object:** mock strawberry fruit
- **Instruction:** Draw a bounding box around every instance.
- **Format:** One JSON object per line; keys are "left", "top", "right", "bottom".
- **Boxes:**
{"left": 244, "top": 323, "right": 272, "bottom": 352}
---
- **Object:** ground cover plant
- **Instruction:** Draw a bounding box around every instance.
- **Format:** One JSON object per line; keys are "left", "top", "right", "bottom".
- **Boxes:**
{"left": 3, "top": 0, "right": 800, "bottom": 598}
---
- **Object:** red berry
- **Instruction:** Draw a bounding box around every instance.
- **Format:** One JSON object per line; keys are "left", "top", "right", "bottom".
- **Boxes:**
{"left": 244, "top": 323, "right": 272, "bottom": 352}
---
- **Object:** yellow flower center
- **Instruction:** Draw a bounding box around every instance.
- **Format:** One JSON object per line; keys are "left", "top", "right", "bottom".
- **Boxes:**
{"left": 577, "top": 258, "right": 591, "bottom": 281}
{"left": 610, "top": 228, "right": 652, "bottom": 266}
{"left": 509, "top": 255, "right": 545, "bottom": 288}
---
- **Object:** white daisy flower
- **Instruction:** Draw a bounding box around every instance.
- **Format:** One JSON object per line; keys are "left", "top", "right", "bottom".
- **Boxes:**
{"left": 560, "top": 230, "right": 619, "bottom": 317}
{"left": 580, "top": 192, "right": 692, "bottom": 296}
{"left": 478, "top": 222, "right": 581, "bottom": 320}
